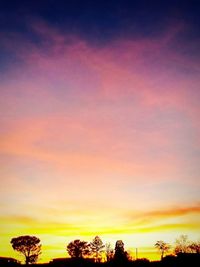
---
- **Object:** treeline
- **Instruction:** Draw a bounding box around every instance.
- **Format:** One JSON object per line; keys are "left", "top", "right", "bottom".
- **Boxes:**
{"left": 154, "top": 235, "right": 200, "bottom": 260}
{"left": 4, "top": 234, "right": 200, "bottom": 266}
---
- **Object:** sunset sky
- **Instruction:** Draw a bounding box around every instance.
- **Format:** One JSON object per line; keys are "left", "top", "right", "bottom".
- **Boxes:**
{"left": 0, "top": 0, "right": 200, "bottom": 263}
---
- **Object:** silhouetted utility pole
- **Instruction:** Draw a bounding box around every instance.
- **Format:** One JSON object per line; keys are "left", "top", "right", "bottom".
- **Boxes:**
{"left": 136, "top": 248, "right": 138, "bottom": 260}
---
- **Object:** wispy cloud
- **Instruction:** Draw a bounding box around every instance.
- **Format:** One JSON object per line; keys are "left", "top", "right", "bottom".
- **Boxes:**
{"left": 0, "top": 20, "right": 200, "bottom": 262}
{"left": 143, "top": 205, "right": 200, "bottom": 218}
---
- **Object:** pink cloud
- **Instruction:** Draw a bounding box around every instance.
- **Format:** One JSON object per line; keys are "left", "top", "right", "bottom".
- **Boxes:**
{"left": 2, "top": 20, "right": 199, "bottom": 113}
{"left": 0, "top": 21, "right": 199, "bottom": 231}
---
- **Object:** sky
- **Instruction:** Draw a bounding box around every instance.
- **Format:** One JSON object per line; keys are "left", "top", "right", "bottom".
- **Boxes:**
{"left": 0, "top": 0, "right": 200, "bottom": 263}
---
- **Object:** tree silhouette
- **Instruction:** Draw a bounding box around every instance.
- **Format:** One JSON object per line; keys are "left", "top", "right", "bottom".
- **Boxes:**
{"left": 174, "top": 235, "right": 190, "bottom": 254}
{"left": 105, "top": 242, "right": 114, "bottom": 262}
{"left": 189, "top": 241, "right": 200, "bottom": 253}
{"left": 114, "top": 240, "right": 128, "bottom": 263}
{"left": 10, "top": 235, "right": 41, "bottom": 265}
{"left": 90, "top": 236, "right": 105, "bottom": 262}
{"left": 67, "top": 239, "right": 91, "bottom": 259}
{"left": 154, "top": 240, "right": 170, "bottom": 260}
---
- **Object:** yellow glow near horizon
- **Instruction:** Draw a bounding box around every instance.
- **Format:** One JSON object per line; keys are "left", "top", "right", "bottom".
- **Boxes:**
{"left": 1, "top": 206, "right": 200, "bottom": 262}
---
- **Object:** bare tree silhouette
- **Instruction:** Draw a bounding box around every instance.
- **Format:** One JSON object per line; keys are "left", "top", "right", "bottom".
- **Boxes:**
{"left": 105, "top": 242, "right": 114, "bottom": 262}
{"left": 174, "top": 235, "right": 190, "bottom": 254}
{"left": 90, "top": 236, "right": 105, "bottom": 262}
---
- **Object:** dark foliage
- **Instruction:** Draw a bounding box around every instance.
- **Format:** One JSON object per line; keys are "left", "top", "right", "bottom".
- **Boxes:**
{"left": 10, "top": 235, "right": 41, "bottom": 265}
{"left": 67, "top": 240, "right": 91, "bottom": 259}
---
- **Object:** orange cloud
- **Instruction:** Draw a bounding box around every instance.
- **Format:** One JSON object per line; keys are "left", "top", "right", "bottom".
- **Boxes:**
{"left": 144, "top": 205, "right": 200, "bottom": 218}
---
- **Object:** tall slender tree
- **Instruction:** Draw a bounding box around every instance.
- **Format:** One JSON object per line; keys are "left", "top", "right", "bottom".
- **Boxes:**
{"left": 154, "top": 240, "right": 170, "bottom": 260}
{"left": 114, "top": 240, "right": 128, "bottom": 263}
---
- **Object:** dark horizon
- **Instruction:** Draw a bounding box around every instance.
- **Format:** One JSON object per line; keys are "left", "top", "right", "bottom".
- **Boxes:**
{"left": 1, "top": 234, "right": 200, "bottom": 265}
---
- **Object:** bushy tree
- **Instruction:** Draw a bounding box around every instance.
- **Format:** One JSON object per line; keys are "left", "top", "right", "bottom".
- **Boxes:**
{"left": 90, "top": 236, "right": 105, "bottom": 262}
{"left": 67, "top": 239, "right": 91, "bottom": 259}
{"left": 174, "top": 235, "right": 190, "bottom": 254}
{"left": 189, "top": 241, "right": 200, "bottom": 253}
{"left": 10, "top": 235, "right": 41, "bottom": 265}
{"left": 154, "top": 240, "right": 170, "bottom": 260}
